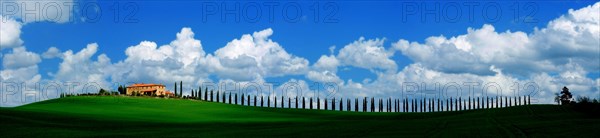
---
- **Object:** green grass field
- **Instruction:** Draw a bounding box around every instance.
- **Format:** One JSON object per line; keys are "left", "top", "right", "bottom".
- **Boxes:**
{"left": 0, "top": 96, "right": 598, "bottom": 137}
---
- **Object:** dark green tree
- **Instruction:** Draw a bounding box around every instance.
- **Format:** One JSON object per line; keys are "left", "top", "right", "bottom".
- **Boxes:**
{"left": 241, "top": 93, "right": 245, "bottom": 105}
{"left": 317, "top": 97, "right": 320, "bottom": 110}
{"left": 560, "top": 86, "right": 573, "bottom": 105}
{"left": 174, "top": 82, "right": 178, "bottom": 97}
{"left": 309, "top": 97, "right": 313, "bottom": 109}
{"left": 99, "top": 88, "right": 110, "bottom": 95}
{"left": 117, "top": 85, "right": 125, "bottom": 95}
{"left": 179, "top": 81, "right": 183, "bottom": 98}
{"left": 325, "top": 98, "right": 328, "bottom": 110}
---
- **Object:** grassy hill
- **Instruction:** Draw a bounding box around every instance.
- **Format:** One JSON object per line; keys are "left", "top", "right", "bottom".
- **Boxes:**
{"left": 0, "top": 96, "right": 598, "bottom": 137}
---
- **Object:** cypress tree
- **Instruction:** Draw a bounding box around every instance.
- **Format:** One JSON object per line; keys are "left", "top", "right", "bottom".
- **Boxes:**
{"left": 317, "top": 97, "right": 320, "bottom": 110}
{"left": 468, "top": 96, "right": 471, "bottom": 110}
{"left": 347, "top": 98, "right": 351, "bottom": 111}
{"left": 261, "top": 96, "right": 263, "bottom": 107}
{"left": 355, "top": 98, "right": 359, "bottom": 112}
{"left": 204, "top": 88, "right": 208, "bottom": 101}
{"left": 174, "top": 82, "right": 178, "bottom": 97}
{"left": 281, "top": 96, "right": 284, "bottom": 108}
{"left": 332, "top": 97, "right": 336, "bottom": 111}
{"left": 179, "top": 81, "right": 182, "bottom": 98}
{"left": 267, "top": 96, "right": 270, "bottom": 107}
{"left": 496, "top": 96, "right": 499, "bottom": 108}
{"left": 310, "top": 97, "right": 313, "bottom": 109}
{"left": 247, "top": 95, "right": 250, "bottom": 106}
{"left": 339, "top": 98, "right": 343, "bottom": 111}
{"left": 488, "top": 97, "right": 491, "bottom": 109}
{"left": 302, "top": 97, "right": 306, "bottom": 109}
{"left": 235, "top": 93, "right": 238, "bottom": 105}
{"left": 325, "top": 98, "right": 328, "bottom": 110}
{"left": 288, "top": 97, "right": 291, "bottom": 108}
{"left": 454, "top": 98, "right": 458, "bottom": 111}
{"left": 241, "top": 93, "right": 245, "bottom": 105}
{"left": 404, "top": 98, "right": 407, "bottom": 112}
{"left": 446, "top": 98, "right": 450, "bottom": 111}
{"left": 339, "top": 98, "right": 342, "bottom": 111}
{"left": 274, "top": 96, "right": 278, "bottom": 108}
{"left": 254, "top": 95, "right": 257, "bottom": 106}
{"left": 302, "top": 97, "right": 305, "bottom": 109}
{"left": 295, "top": 96, "right": 298, "bottom": 109}
{"left": 381, "top": 99, "right": 384, "bottom": 112}
{"left": 411, "top": 99, "right": 414, "bottom": 112}
{"left": 229, "top": 93, "right": 232, "bottom": 104}
{"left": 210, "top": 90, "right": 214, "bottom": 102}
{"left": 363, "top": 97, "right": 367, "bottom": 112}
{"left": 437, "top": 99, "right": 440, "bottom": 112}
{"left": 505, "top": 96, "right": 508, "bottom": 107}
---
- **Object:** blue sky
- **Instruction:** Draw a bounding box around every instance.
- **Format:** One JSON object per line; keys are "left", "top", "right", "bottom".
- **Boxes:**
{"left": 1, "top": 0, "right": 599, "bottom": 106}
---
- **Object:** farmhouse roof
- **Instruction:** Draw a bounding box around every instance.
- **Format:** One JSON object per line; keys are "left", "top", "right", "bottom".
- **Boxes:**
{"left": 126, "top": 83, "right": 165, "bottom": 88}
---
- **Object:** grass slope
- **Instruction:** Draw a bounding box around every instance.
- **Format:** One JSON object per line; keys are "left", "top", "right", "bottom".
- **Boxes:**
{"left": 0, "top": 96, "right": 598, "bottom": 137}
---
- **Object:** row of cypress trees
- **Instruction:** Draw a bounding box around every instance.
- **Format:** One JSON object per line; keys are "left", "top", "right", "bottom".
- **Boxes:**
{"left": 174, "top": 81, "right": 532, "bottom": 112}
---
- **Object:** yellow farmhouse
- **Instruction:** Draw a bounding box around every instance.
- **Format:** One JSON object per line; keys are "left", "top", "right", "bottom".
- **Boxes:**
{"left": 126, "top": 83, "right": 174, "bottom": 96}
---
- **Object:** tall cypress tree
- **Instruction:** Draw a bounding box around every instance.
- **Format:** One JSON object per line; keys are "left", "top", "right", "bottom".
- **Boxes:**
{"left": 310, "top": 97, "right": 313, "bottom": 109}
{"left": 317, "top": 97, "right": 320, "bottom": 110}
{"left": 332, "top": 97, "right": 336, "bottom": 111}
{"left": 339, "top": 98, "right": 343, "bottom": 111}
{"left": 179, "top": 81, "right": 182, "bottom": 98}
{"left": 370, "top": 97, "right": 374, "bottom": 112}
{"left": 355, "top": 98, "right": 358, "bottom": 112}
{"left": 241, "top": 93, "right": 245, "bottom": 105}
{"left": 222, "top": 92, "right": 226, "bottom": 103}
{"left": 325, "top": 98, "right": 328, "bottom": 110}
{"left": 210, "top": 90, "right": 214, "bottom": 102}
{"left": 174, "top": 82, "right": 178, "bottom": 97}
